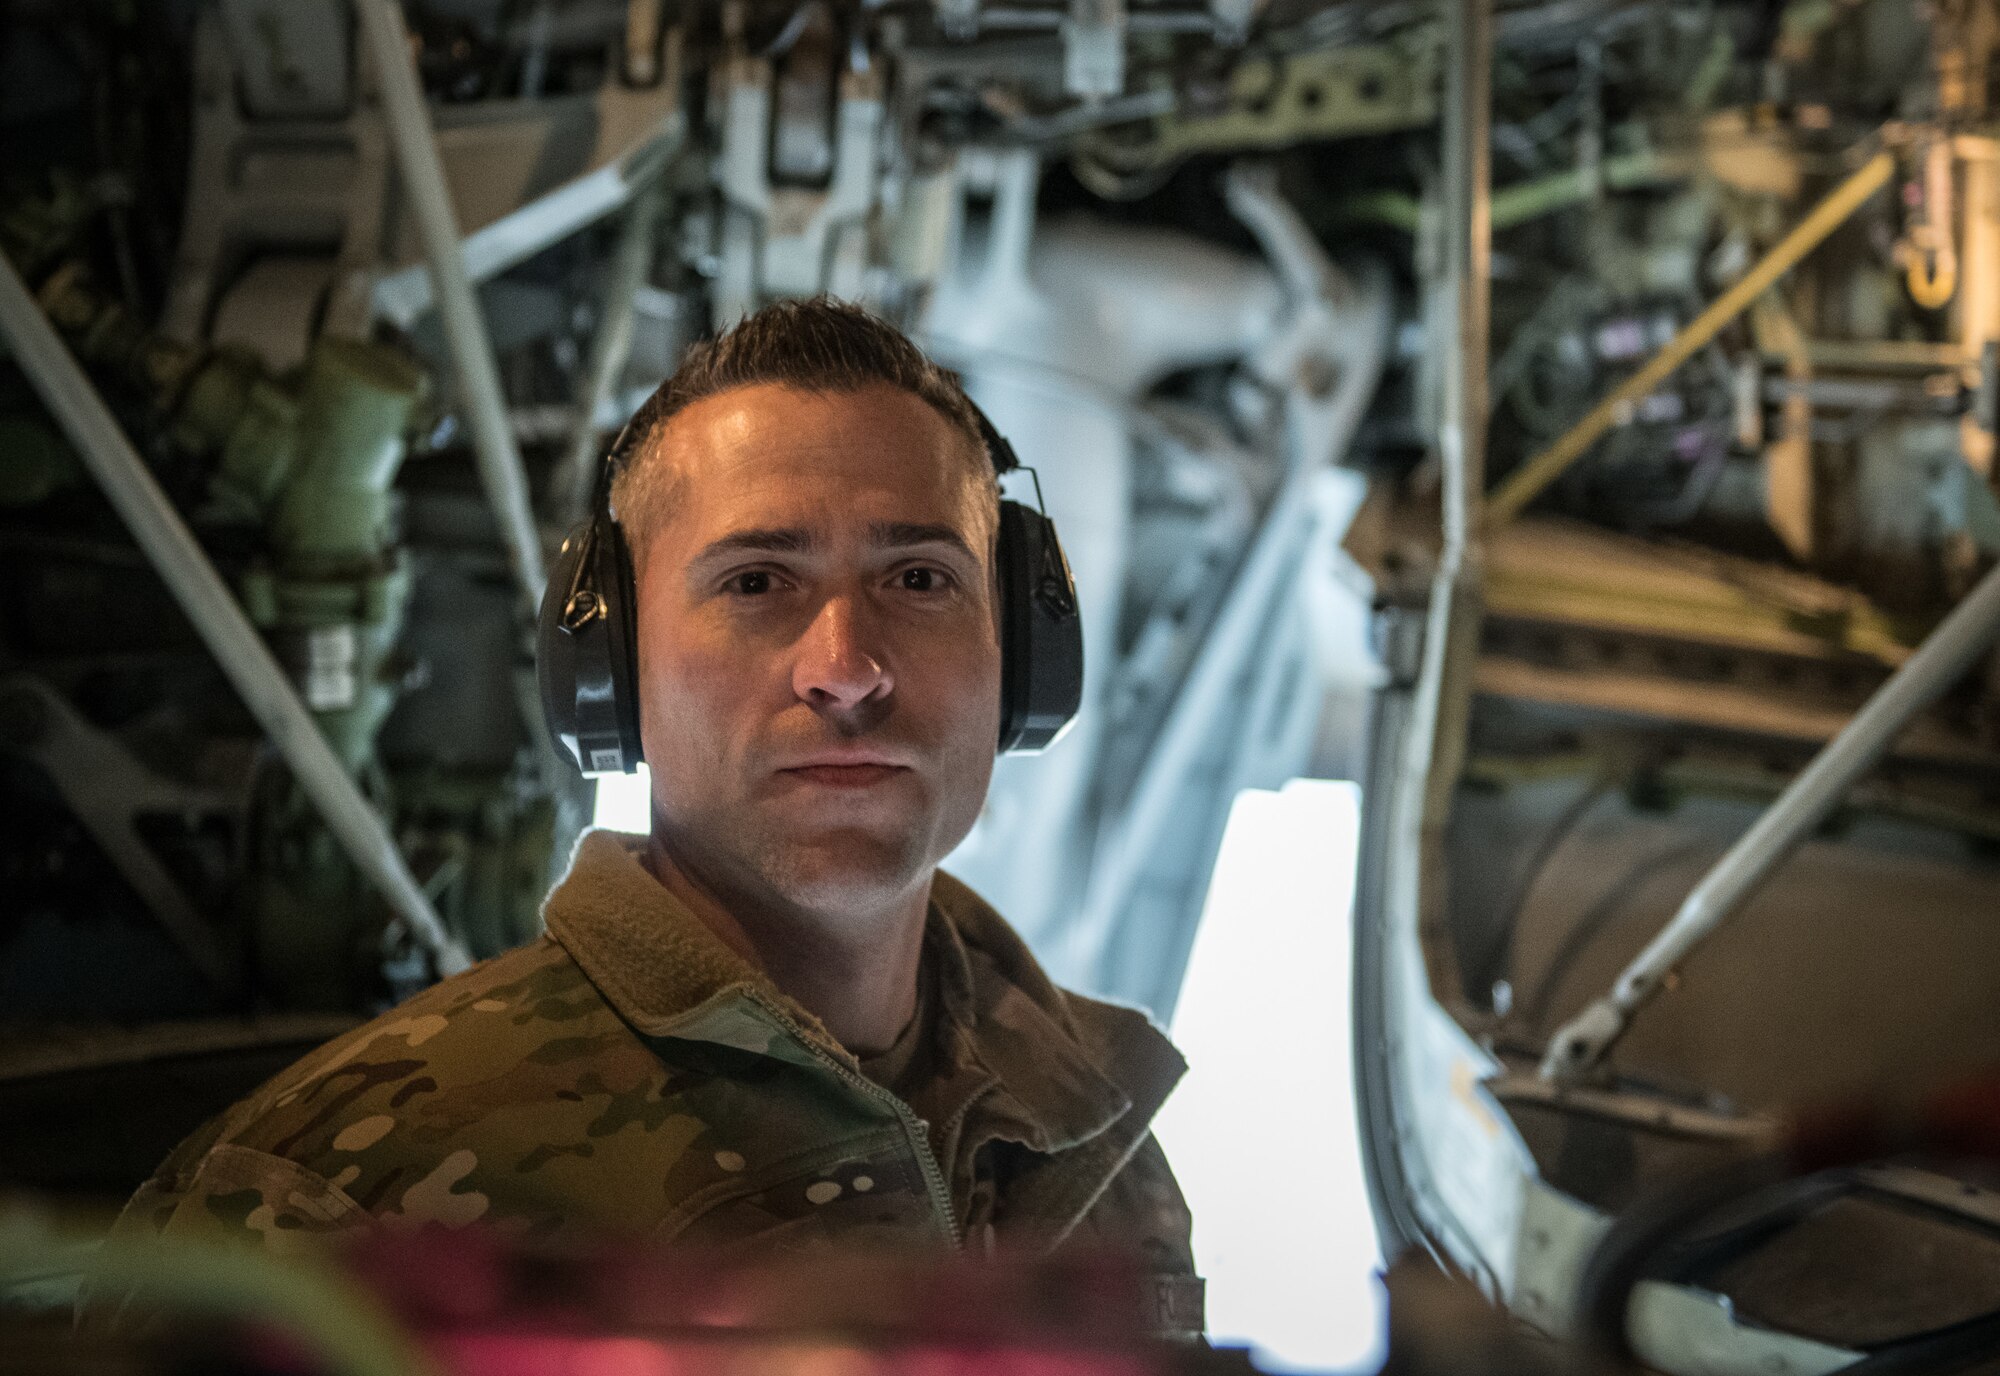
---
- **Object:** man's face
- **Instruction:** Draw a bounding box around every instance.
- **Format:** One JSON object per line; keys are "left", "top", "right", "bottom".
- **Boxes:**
{"left": 630, "top": 382, "right": 1002, "bottom": 917}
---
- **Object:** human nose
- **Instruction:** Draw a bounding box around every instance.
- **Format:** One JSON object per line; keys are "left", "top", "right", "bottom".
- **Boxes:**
{"left": 792, "top": 594, "right": 893, "bottom": 714}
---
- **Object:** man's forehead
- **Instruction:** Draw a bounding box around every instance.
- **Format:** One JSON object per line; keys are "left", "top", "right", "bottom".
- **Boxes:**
{"left": 649, "top": 386, "right": 990, "bottom": 519}
{"left": 656, "top": 382, "right": 978, "bottom": 472}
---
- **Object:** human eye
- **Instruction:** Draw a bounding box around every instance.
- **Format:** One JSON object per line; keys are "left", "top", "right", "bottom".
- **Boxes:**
{"left": 896, "top": 565, "right": 955, "bottom": 595}
{"left": 723, "top": 569, "right": 780, "bottom": 597}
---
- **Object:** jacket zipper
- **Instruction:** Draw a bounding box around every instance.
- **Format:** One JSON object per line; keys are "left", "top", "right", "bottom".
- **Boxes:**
{"left": 751, "top": 993, "right": 964, "bottom": 1249}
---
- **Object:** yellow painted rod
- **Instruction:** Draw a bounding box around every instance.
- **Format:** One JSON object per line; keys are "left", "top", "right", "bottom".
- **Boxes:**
{"left": 1484, "top": 148, "right": 1897, "bottom": 529}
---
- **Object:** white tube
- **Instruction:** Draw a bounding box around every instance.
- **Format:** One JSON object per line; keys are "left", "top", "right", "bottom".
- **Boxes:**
{"left": 1059, "top": 178, "right": 1392, "bottom": 982}
{"left": 550, "top": 177, "right": 665, "bottom": 525}
{"left": 357, "top": 0, "right": 546, "bottom": 605}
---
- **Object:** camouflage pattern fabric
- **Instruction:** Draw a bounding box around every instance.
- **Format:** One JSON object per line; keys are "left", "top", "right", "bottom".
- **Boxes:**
{"left": 106, "top": 831, "right": 1203, "bottom": 1338}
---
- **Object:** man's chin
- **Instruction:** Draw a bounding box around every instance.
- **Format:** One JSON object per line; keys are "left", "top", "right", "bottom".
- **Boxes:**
{"left": 759, "top": 829, "right": 933, "bottom": 911}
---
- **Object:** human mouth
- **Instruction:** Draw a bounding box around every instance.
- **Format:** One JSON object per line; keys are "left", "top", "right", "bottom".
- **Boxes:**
{"left": 783, "top": 763, "right": 907, "bottom": 788}
{"left": 776, "top": 750, "right": 912, "bottom": 789}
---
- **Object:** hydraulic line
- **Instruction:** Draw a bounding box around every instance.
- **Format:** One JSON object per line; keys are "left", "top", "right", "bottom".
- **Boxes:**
{"left": 0, "top": 250, "right": 472, "bottom": 978}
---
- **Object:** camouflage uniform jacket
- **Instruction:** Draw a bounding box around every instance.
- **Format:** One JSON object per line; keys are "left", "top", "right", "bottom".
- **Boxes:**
{"left": 114, "top": 831, "right": 1203, "bottom": 1337}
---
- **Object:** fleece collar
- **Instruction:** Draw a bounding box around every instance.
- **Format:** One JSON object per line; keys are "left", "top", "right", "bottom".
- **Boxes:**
{"left": 541, "top": 830, "right": 1184, "bottom": 1160}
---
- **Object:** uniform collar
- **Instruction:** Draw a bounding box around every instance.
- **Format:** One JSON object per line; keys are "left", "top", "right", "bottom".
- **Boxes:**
{"left": 542, "top": 830, "right": 1183, "bottom": 1158}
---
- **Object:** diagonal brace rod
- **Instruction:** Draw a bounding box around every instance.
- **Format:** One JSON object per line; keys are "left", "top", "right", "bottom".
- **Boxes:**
{"left": 358, "top": 0, "right": 546, "bottom": 607}
{"left": 1541, "top": 550, "right": 2000, "bottom": 1082}
{"left": 1486, "top": 148, "right": 1895, "bottom": 529}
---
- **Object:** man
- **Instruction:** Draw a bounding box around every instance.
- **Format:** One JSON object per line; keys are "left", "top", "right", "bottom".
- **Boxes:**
{"left": 109, "top": 298, "right": 1202, "bottom": 1338}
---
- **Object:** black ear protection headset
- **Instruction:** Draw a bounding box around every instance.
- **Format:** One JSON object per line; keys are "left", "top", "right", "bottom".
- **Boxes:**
{"left": 536, "top": 393, "right": 1084, "bottom": 776}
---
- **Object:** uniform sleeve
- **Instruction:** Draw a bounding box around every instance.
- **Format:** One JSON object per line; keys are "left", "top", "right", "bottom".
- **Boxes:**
{"left": 119, "top": 1143, "right": 371, "bottom": 1250}
{"left": 82, "top": 1128, "right": 371, "bottom": 1334}
{"left": 1066, "top": 1132, "right": 1207, "bottom": 1342}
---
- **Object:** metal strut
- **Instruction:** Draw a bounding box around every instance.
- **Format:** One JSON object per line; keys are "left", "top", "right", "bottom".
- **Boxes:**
{"left": 357, "top": 0, "right": 547, "bottom": 607}
{"left": 1542, "top": 554, "right": 2000, "bottom": 1081}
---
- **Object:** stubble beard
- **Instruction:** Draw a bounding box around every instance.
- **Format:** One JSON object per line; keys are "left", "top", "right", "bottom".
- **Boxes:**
{"left": 748, "top": 818, "right": 936, "bottom": 920}
{"left": 654, "top": 779, "right": 941, "bottom": 929}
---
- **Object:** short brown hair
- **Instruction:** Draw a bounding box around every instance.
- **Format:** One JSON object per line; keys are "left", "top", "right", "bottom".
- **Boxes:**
{"left": 608, "top": 297, "right": 997, "bottom": 549}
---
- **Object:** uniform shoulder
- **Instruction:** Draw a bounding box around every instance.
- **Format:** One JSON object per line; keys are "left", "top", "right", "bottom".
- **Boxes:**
{"left": 210, "top": 936, "right": 646, "bottom": 1172}
{"left": 126, "top": 935, "right": 788, "bottom": 1243}
{"left": 108, "top": 938, "right": 631, "bottom": 1252}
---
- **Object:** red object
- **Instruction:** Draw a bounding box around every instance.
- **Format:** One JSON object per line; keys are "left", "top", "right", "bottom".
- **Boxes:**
{"left": 426, "top": 1333, "right": 1157, "bottom": 1376}
{"left": 332, "top": 1230, "right": 1193, "bottom": 1376}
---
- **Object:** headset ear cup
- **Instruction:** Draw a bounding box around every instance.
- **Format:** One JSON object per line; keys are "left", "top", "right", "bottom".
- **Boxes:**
{"left": 537, "top": 523, "right": 591, "bottom": 771}
{"left": 995, "top": 499, "right": 1084, "bottom": 753}
{"left": 535, "top": 515, "right": 644, "bottom": 775}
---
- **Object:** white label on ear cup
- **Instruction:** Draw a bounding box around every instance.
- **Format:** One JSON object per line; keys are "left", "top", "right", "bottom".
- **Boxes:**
{"left": 589, "top": 748, "right": 624, "bottom": 772}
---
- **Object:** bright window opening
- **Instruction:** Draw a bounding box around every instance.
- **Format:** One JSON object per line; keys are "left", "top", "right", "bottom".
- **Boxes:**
{"left": 593, "top": 764, "right": 654, "bottom": 834}
{"left": 1151, "top": 779, "right": 1384, "bottom": 1373}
